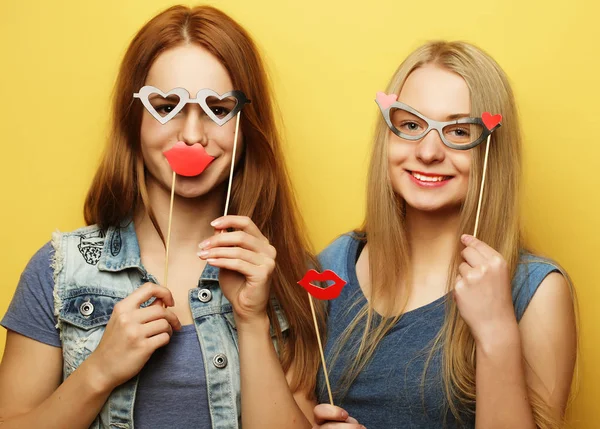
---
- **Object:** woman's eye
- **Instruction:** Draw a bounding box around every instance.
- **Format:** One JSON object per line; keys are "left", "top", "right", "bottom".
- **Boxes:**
{"left": 451, "top": 128, "right": 470, "bottom": 137}
{"left": 210, "top": 106, "right": 231, "bottom": 118}
{"left": 400, "top": 121, "right": 422, "bottom": 133}
{"left": 156, "top": 104, "right": 176, "bottom": 114}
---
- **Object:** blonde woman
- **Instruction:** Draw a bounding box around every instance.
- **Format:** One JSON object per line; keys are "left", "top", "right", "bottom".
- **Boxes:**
{"left": 312, "top": 41, "right": 576, "bottom": 429}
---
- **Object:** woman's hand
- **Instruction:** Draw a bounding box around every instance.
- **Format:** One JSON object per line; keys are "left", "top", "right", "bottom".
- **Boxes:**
{"left": 198, "top": 215, "right": 276, "bottom": 326}
{"left": 454, "top": 234, "right": 518, "bottom": 346}
{"left": 312, "top": 404, "right": 365, "bottom": 429}
{"left": 87, "top": 283, "right": 181, "bottom": 392}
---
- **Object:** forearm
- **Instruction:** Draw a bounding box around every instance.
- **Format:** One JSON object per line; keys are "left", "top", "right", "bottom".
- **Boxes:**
{"left": 1, "top": 357, "right": 112, "bottom": 429}
{"left": 237, "top": 315, "right": 312, "bottom": 429}
{"left": 475, "top": 322, "right": 536, "bottom": 429}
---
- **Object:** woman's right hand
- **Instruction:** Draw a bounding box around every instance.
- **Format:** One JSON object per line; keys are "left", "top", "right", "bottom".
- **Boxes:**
{"left": 313, "top": 404, "right": 365, "bottom": 429}
{"left": 86, "top": 283, "right": 181, "bottom": 391}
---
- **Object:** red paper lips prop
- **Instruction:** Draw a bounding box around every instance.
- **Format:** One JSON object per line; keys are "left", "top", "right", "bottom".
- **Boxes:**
{"left": 163, "top": 141, "right": 215, "bottom": 177}
{"left": 298, "top": 269, "right": 347, "bottom": 300}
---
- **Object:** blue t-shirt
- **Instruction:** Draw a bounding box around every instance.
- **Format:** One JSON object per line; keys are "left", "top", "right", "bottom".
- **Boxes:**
{"left": 317, "top": 233, "right": 560, "bottom": 429}
{"left": 2, "top": 243, "right": 212, "bottom": 428}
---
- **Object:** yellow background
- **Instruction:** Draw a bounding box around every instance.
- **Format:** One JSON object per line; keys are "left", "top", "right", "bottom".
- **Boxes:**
{"left": 0, "top": 0, "right": 598, "bottom": 426}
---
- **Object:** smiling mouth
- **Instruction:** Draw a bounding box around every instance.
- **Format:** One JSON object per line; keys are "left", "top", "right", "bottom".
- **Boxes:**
{"left": 297, "top": 269, "right": 347, "bottom": 300}
{"left": 408, "top": 170, "right": 452, "bottom": 182}
{"left": 163, "top": 141, "right": 215, "bottom": 177}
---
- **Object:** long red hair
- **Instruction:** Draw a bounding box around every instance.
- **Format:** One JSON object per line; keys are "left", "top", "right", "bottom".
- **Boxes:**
{"left": 84, "top": 4, "right": 324, "bottom": 394}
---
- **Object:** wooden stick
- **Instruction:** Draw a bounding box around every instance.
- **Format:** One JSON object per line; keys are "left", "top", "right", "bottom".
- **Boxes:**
{"left": 308, "top": 293, "right": 334, "bottom": 405}
{"left": 473, "top": 135, "right": 491, "bottom": 238}
{"left": 218, "top": 111, "right": 334, "bottom": 404}
{"left": 223, "top": 112, "right": 241, "bottom": 217}
{"left": 164, "top": 171, "right": 176, "bottom": 287}
{"left": 219, "top": 111, "right": 336, "bottom": 405}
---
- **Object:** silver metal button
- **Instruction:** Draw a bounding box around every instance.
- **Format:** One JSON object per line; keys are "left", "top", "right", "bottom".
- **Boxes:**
{"left": 213, "top": 353, "right": 227, "bottom": 369}
{"left": 197, "top": 289, "right": 212, "bottom": 303}
{"left": 79, "top": 301, "right": 94, "bottom": 317}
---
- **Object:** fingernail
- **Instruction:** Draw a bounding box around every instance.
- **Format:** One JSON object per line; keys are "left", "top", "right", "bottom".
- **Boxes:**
{"left": 199, "top": 240, "right": 210, "bottom": 249}
{"left": 341, "top": 410, "right": 348, "bottom": 419}
{"left": 210, "top": 219, "right": 222, "bottom": 227}
{"left": 461, "top": 234, "right": 471, "bottom": 243}
{"left": 198, "top": 250, "right": 209, "bottom": 258}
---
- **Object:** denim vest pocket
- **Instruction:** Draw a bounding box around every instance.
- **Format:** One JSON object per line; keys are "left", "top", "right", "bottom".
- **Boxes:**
{"left": 58, "top": 289, "right": 124, "bottom": 379}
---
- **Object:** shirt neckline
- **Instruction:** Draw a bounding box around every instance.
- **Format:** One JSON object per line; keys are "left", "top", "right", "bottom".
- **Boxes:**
{"left": 345, "top": 233, "right": 448, "bottom": 322}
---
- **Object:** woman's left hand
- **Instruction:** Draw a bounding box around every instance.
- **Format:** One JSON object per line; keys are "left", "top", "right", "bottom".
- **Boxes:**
{"left": 198, "top": 215, "right": 276, "bottom": 325}
{"left": 454, "top": 234, "right": 518, "bottom": 346}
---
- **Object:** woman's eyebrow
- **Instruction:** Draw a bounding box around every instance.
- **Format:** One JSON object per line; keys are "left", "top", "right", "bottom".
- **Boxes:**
{"left": 446, "top": 113, "right": 471, "bottom": 120}
{"left": 149, "top": 94, "right": 181, "bottom": 102}
{"left": 206, "top": 98, "right": 237, "bottom": 106}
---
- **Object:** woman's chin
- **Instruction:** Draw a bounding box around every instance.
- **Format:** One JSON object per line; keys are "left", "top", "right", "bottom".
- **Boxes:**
{"left": 174, "top": 174, "right": 228, "bottom": 200}
{"left": 404, "top": 196, "right": 463, "bottom": 215}
{"left": 174, "top": 181, "right": 215, "bottom": 199}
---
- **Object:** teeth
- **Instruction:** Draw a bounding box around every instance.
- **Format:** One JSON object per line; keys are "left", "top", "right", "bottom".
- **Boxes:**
{"left": 412, "top": 172, "right": 446, "bottom": 182}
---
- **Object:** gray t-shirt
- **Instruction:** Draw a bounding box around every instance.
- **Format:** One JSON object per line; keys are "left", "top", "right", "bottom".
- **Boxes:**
{"left": 2, "top": 243, "right": 212, "bottom": 428}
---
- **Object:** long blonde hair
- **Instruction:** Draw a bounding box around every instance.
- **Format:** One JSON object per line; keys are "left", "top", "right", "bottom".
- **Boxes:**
{"left": 329, "top": 41, "right": 570, "bottom": 427}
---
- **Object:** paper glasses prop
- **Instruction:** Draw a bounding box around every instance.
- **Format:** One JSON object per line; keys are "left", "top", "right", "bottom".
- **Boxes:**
{"left": 375, "top": 92, "right": 501, "bottom": 150}
{"left": 376, "top": 91, "right": 503, "bottom": 238}
{"left": 297, "top": 269, "right": 348, "bottom": 406}
{"left": 133, "top": 86, "right": 250, "bottom": 126}
{"left": 133, "top": 85, "right": 251, "bottom": 289}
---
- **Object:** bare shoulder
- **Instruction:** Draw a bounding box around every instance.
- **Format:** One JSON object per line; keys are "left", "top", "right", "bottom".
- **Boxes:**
{"left": 520, "top": 271, "right": 576, "bottom": 345}
{"left": 524, "top": 271, "right": 575, "bottom": 317}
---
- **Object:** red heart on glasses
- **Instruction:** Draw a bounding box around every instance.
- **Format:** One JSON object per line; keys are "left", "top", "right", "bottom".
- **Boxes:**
{"left": 376, "top": 92, "right": 398, "bottom": 110}
{"left": 482, "top": 112, "right": 502, "bottom": 131}
{"left": 298, "top": 269, "right": 347, "bottom": 300}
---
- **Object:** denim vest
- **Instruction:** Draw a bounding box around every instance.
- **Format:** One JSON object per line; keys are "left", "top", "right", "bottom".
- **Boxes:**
{"left": 51, "top": 221, "right": 289, "bottom": 429}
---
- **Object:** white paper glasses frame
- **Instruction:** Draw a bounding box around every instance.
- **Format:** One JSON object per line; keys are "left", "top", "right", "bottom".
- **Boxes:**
{"left": 133, "top": 86, "right": 250, "bottom": 126}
